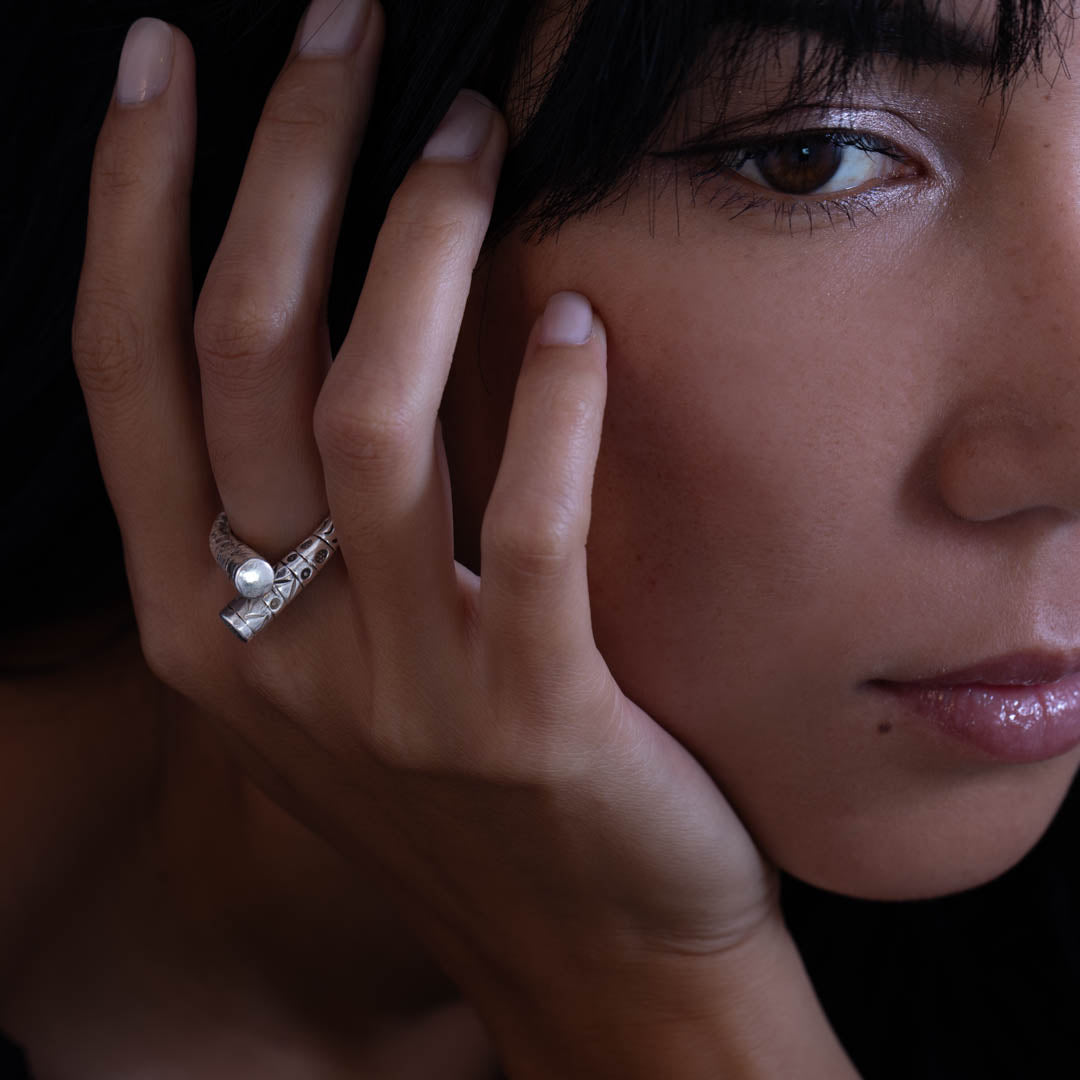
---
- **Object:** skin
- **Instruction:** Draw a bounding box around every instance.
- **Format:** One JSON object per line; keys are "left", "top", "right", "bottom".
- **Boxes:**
{"left": 447, "top": 2, "right": 1080, "bottom": 901}
{"left": 3, "top": 0, "right": 1078, "bottom": 1075}
{"left": 12, "top": 5, "right": 816, "bottom": 1076}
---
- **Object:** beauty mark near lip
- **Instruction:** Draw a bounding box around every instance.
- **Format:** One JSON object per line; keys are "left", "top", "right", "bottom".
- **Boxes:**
{"left": 873, "top": 667, "right": 1080, "bottom": 763}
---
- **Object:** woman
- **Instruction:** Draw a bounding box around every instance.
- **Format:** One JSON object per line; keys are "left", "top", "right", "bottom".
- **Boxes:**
{"left": 4, "top": 0, "right": 1080, "bottom": 1075}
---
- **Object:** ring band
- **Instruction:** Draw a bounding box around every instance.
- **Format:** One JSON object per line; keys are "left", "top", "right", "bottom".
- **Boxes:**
{"left": 210, "top": 512, "right": 275, "bottom": 598}
{"left": 216, "top": 516, "right": 339, "bottom": 643}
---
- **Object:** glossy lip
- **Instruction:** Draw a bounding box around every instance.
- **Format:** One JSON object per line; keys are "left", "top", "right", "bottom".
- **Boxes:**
{"left": 871, "top": 650, "right": 1080, "bottom": 763}
{"left": 896, "top": 649, "right": 1080, "bottom": 689}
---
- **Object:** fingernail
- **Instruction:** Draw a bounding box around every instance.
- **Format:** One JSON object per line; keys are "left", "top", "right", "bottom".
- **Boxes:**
{"left": 539, "top": 293, "right": 594, "bottom": 347}
{"left": 116, "top": 18, "right": 175, "bottom": 106}
{"left": 422, "top": 91, "right": 495, "bottom": 161}
{"left": 298, "top": 0, "right": 372, "bottom": 57}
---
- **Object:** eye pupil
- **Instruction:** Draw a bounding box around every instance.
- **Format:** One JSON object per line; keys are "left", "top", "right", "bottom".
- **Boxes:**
{"left": 758, "top": 136, "right": 844, "bottom": 196}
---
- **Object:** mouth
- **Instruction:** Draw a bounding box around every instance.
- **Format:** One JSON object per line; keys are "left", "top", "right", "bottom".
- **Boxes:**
{"left": 889, "top": 649, "right": 1080, "bottom": 689}
{"left": 869, "top": 650, "right": 1080, "bottom": 763}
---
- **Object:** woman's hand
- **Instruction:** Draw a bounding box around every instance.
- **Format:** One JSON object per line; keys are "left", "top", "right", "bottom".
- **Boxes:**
{"left": 72, "top": 5, "right": 854, "bottom": 1076}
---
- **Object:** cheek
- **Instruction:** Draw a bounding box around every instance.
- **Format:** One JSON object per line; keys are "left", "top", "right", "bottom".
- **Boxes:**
{"left": 507, "top": 217, "right": 915, "bottom": 711}
{"left": 481, "top": 212, "right": 1077, "bottom": 900}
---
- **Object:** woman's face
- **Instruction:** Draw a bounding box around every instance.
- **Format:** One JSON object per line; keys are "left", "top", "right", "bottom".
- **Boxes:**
{"left": 443, "top": 0, "right": 1080, "bottom": 900}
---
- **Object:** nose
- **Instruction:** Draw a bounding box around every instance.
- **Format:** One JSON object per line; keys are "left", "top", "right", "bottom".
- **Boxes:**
{"left": 932, "top": 211, "right": 1080, "bottom": 525}
{"left": 935, "top": 401, "right": 1080, "bottom": 524}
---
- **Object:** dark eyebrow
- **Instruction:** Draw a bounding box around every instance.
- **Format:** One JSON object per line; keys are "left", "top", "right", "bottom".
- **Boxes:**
{"left": 858, "top": 15, "right": 994, "bottom": 70}
{"left": 732, "top": 2, "right": 998, "bottom": 73}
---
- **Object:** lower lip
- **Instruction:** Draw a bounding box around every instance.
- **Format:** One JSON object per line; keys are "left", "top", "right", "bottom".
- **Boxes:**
{"left": 873, "top": 670, "right": 1080, "bottom": 763}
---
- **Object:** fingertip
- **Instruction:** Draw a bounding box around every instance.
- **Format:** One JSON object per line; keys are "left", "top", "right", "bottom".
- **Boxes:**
{"left": 539, "top": 291, "right": 609, "bottom": 349}
{"left": 116, "top": 18, "right": 176, "bottom": 107}
{"left": 421, "top": 90, "right": 498, "bottom": 162}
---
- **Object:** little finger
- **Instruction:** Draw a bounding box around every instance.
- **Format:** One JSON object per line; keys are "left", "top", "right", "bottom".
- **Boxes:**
{"left": 72, "top": 20, "right": 218, "bottom": 603}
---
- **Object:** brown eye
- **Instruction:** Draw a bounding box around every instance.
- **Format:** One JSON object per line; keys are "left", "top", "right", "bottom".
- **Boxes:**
{"left": 755, "top": 136, "right": 845, "bottom": 195}
{"left": 733, "top": 131, "right": 903, "bottom": 197}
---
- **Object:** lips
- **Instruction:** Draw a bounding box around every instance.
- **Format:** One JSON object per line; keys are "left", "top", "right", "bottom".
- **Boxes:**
{"left": 872, "top": 648, "right": 1080, "bottom": 763}
{"left": 895, "top": 649, "right": 1080, "bottom": 689}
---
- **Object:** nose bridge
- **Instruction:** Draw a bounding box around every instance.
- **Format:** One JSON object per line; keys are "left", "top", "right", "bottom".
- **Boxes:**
{"left": 933, "top": 196, "right": 1080, "bottom": 524}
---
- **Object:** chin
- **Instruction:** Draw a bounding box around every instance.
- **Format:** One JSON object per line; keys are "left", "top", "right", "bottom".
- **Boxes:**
{"left": 766, "top": 772, "right": 1073, "bottom": 902}
{"left": 782, "top": 842, "right": 1038, "bottom": 903}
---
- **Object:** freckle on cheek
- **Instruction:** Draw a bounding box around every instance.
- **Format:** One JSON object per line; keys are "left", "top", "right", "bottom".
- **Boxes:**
{"left": 878, "top": 722, "right": 893, "bottom": 735}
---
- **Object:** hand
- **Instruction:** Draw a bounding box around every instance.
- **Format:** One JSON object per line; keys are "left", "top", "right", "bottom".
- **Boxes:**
{"left": 71, "top": 6, "right": 829, "bottom": 1074}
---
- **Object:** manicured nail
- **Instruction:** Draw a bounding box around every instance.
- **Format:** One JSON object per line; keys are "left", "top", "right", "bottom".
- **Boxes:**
{"left": 298, "top": 0, "right": 372, "bottom": 57}
{"left": 539, "top": 293, "right": 594, "bottom": 347}
{"left": 422, "top": 91, "right": 495, "bottom": 161}
{"left": 116, "top": 18, "right": 175, "bottom": 106}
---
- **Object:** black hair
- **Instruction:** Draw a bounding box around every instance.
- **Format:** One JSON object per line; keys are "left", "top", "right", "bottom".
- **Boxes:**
{"left": 2, "top": 0, "right": 1068, "bottom": 634}
{"left": 5, "top": 5, "right": 1080, "bottom": 1074}
{"left": 506, "top": 0, "right": 1072, "bottom": 233}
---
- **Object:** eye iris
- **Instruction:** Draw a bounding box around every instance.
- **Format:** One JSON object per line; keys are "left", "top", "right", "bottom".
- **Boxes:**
{"left": 757, "top": 136, "right": 844, "bottom": 195}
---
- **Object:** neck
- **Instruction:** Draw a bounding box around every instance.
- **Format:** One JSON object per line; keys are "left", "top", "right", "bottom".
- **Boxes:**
{"left": 1, "top": 601, "right": 485, "bottom": 1074}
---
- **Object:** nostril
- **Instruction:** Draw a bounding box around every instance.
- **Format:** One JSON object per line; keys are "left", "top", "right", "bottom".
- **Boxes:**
{"left": 931, "top": 409, "right": 1080, "bottom": 524}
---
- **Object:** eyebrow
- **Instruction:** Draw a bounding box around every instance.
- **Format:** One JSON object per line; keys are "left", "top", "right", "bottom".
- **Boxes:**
{"left": 733, "top": 2, "right": 998, "bottom": 73}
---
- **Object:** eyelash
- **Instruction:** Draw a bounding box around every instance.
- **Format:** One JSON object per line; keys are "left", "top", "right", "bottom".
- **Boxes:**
{"left": 660, "top": 129, "right": 918, "bottom": 232}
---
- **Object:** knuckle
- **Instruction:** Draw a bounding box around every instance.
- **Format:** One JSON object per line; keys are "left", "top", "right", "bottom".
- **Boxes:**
{"left": 137, "top": 615, "right": 199, "bottom": 690}
{"left": 194, "top": 287, "right": 294, "bottom": 391}
{"left": 358, "top": 667, "right": 447, "bottom": 773}
{"left": 135, "top": 583, "right": 239, "bottom": 701}
{"left": 381, "top": 184, "right": 487, "bottom": 262}
{"left": 482, "top": 503, "right": 580, "bottom": 581}
{"left": 259, "top": 85, "right": 337, "bottom": 144}
{"left": 544, "top": 374, "right": 605, "bottom": 430}
{"left": 314, "top": 392, "right": 417, "bottom": 474}
{"left": 71, "top": 288, "right": 149, "bottom": 401}
{"left": 92, "top": 127, "right": 149, "bottom": 198}
{"left": 383, "top": 211, "right": 473, "bottom": 261}
{"left": 361, "top": 719, "right": 434, "bottom": 773}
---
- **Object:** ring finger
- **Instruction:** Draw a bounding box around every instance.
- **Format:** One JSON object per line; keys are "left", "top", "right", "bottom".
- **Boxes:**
{"left": 193, "top": 0, "right": 383, "bottom": 556}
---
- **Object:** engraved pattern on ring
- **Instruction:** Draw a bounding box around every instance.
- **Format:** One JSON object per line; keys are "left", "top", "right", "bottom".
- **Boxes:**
{"left": 297, "top": 535, "right": 334, "bottom": 567}
{"left": 270, "top": 564, "right": 304, "bottom": 604}
{"left": 314, "top": 518, "right": 338, "bottom": 547}
{"left": 221, "top": 607, "right": 254, "bottom": 642}
{"left": 284, "top": 549, "right": 317, "bottom": 583}
{"left": 220, "top": 595, "right": 275, "bottom": 641}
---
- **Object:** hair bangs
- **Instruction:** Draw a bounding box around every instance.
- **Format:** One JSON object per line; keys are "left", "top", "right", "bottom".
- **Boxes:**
{"left": 499, "top": 0, "right": 1075, "bottom": 238}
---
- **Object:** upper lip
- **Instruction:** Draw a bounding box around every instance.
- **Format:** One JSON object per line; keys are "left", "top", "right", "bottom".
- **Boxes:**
{"left": 886, "top": 649, "right": 1080, "bottom": 688}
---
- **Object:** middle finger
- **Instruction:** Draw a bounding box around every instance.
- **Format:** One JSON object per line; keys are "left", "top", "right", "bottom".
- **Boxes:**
{"left": 193, "top": 0, "right": 383, "bottom": 556}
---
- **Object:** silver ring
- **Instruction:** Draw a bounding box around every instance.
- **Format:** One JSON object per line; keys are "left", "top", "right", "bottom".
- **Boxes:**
{"left": 217, "top": 516, "right": 339, "bottom": 643}
{"left": 210, "top": 512, "right": 275, "bottom": 598}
